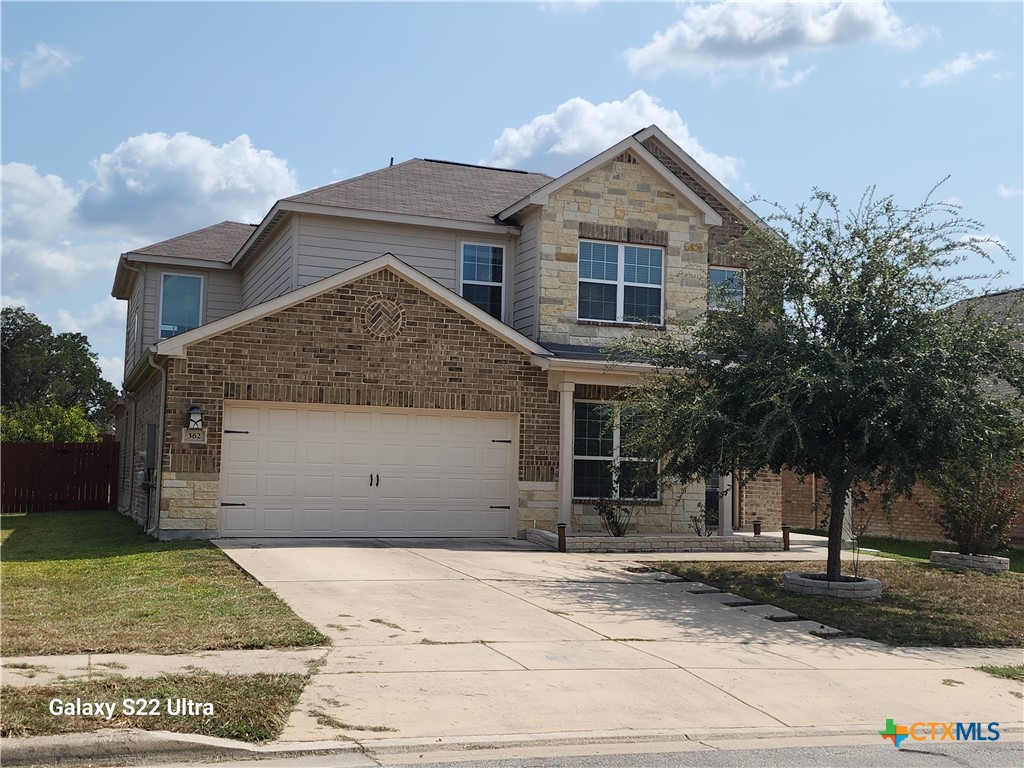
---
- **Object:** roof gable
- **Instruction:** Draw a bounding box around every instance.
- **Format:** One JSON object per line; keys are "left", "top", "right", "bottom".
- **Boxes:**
{"left": 155, "top": 253, "right": 552, "bottom": 359}
{"left": 498, "top": 132, "right": 723, "bottom": 227}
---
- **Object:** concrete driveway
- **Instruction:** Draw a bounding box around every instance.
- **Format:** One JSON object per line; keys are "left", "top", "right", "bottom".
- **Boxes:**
{"left": 216, "top": 538, "right": 1024, "bottom": 744}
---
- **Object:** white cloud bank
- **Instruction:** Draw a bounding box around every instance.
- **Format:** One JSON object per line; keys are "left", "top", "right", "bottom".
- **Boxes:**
{"left": 487, "top": 90, "right": 739, "bottom": 184}
{"left": 919, "top": 51, "right": 995, "bottom": 86}
{"left": 625, "top": 1, "right": 922, "bottom": 87}
{"left": 997, "top": 184, "right": 1023, "bottom": 199}
{"left": 2, "top": 132, "right": 299, "bottom": 385}
{"left": 2, "top": 42, "right": 78, "bottom": 89}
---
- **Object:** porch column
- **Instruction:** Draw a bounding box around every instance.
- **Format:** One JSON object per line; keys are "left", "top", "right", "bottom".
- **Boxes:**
{"left": 718, "top": 471, "right": 734, "bottom": 536}
{"left": 557, "top": 382, "right": 575, "bottom": 531}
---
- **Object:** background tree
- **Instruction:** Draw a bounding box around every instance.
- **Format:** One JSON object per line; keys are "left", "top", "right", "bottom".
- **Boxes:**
{"left": 1, "top": 402, "right": 100, "bottom": 443}
{"left": 621, "top": 186, "right": 1024, "bottom": 581}
{"left": 1, "top": 307, "right": 118, "bottom": 437}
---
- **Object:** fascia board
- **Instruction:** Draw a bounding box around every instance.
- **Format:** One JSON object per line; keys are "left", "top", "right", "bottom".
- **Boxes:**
{"left": 498, "top": 137, "right": 722, "bottom": 227}
{"left": 156, "top": 253, "right": 553, "bottom": 359}
{"left": 121, "top": 254, "right": 233, "bottom": 271}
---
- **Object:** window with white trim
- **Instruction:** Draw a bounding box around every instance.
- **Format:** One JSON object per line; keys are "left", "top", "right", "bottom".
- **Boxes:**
{"left": 573, "top": 402, "right": 658, "bottom": 500}
{"left": 578, "top": 241, "right": 663, "bottom": 324}
{"left": 159, "top": 274, "right": 202, "bottom": 339}
{"left": 460, "top": 243, "right": 504, "bottom": 320}
{"left": 708, "top": 267, "right": 744, "bottom": 310}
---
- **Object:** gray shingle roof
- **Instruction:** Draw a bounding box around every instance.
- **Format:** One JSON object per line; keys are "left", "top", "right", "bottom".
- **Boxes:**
{"left": 128, "top": 221, "right": 257, "bottom": 263}
{"left": 286, "top": 159, "right": 552, "bottom": 225}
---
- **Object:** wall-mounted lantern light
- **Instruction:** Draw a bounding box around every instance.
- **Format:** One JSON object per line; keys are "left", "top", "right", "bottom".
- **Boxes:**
{"left": 187, "top": 405, "right": 204, "bottom": 430}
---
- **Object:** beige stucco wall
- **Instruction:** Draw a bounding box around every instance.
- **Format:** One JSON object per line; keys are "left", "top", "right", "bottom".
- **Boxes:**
{"left": 536, "top": 153, "right": 709, "bottom": 348}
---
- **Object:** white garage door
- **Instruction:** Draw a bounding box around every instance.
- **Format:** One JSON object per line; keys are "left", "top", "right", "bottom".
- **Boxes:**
{"left": 219, "top": 403, "right": 516, "bottom": 537}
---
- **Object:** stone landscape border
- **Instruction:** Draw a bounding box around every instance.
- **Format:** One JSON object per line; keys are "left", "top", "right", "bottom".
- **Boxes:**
{"left": 783, "top": 572, "right": 883, "bottom": 600}
{"left": 929, "top": 551, "right": 1010, "bottom": 574}
{"left": 524, "top": 529, "right": 784, "bottom": 553}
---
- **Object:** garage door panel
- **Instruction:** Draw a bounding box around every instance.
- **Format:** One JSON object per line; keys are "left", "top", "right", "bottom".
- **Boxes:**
{"left": 225, "top": 473, "right": 258, "bottom": 498}
{"left": 307, "top": 410, "right": 337, "bottom": 431}
{"left": 265, "top": 475, "right": 295, "bottom": 497}
{"left": 221, "top": 405, "right": 515, "bottom": 537}
{"left": 262, "top": 508, "right": 296, "bottom": 534}
{"left": 305, "top": 442, "right": 335, "bottom": 464}
{"left": 222, "top": 506, "right": 256, "bottom": 534}
{"left": 301, "top": 508, "right": 334, "bottom": 534}
{"left": 305, "top": 475, "right": 334, "bottom": 498}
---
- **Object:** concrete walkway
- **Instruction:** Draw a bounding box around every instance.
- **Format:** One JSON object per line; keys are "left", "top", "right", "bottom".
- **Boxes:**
{"left": 3, "top": 535, "right": 1022, "bottom": 764}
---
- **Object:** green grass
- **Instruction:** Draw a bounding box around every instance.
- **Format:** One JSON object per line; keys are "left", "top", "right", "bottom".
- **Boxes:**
{"left": 977, "top": 665, "right": 1024, "bottom": 682}
{"left": 857, "top": 535, "right": 1024, "bottom": 573}
{"left": 655, "top": 558, "right": 1024, "bottom": 647}
{"left": 0, "top": 673, "right": 305, "bottom": 742}
{"left": 1, "top": 511, "right": 329, "bottom": 655}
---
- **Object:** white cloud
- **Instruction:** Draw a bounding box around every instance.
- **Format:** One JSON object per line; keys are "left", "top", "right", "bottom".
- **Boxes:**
{"left": 919, "top": 51, "right": 995, "bottom": 86}
{"left": 625, "top": 1, "right": 922, "bottom": 85}
{"left": 997, "top": 184, "right": 1022, "bottom": 199}
{"left": 487, "top": 90, "right": 740, "bottom": 184}
{"left": 77, "top": 132, "right": 299, "bottom": 238}
{"left": 2, "top": 132, "right": 299, "bottom": 386}
{"left": 5, "top": 42, "right": 78, "bottom": 89}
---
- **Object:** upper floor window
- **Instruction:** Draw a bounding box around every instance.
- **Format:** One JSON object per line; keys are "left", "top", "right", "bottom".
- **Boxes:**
{"left": 578, "top": 241, "right": 663, "bottom": 324}
{"left": 460, "top": 243, "right": 504, "bottom": 320}
{"left": 708, "top": 267, "right": 744, "bottom": 310}
{"left": 573, "top": 402, "right": 658, "bottom": 500}
{"left": 160, "top": 274, "right": 202, "bottom": 339}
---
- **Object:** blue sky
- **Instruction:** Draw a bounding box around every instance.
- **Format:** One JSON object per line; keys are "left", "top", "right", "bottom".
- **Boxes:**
{"left": 3, "top": 1, "right": 1022, "bottom": 387}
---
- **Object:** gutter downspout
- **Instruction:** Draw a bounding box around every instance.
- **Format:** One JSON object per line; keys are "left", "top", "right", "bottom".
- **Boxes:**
{"left": 145, "top": 352, "right": 168, "bottom": 537}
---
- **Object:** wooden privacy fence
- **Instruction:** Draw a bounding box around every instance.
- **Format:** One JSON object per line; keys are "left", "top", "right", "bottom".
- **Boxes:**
{"left": 1, "top": 437, "right": 119, "bottom": 512}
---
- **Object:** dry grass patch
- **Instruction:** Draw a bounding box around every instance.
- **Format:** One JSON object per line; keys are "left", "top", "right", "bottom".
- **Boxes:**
{"left": 0, "top": 673, "right": 305, "bottom": 742}
{"left": 1, "top": 511, "right": 328, "bottom": 655}
{"left": 656, "top": 559, "right": 1024, "bottom": 647}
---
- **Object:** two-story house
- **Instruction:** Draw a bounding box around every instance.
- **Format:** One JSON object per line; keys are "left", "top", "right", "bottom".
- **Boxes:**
{"left": 112, "top": 125, "right": 782, "bottom": 540}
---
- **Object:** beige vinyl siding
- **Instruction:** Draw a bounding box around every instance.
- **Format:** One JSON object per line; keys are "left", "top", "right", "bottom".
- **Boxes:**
{"left": 205, "top": 270, "right": 242, "bottom": 322}
{"left": 141, "top": 264, "right": 158, "bottom": 349}
{"left": 512, "top": 209, "right": 540, "bottom": 339}
{"left": 295, "top": 215, "right": 460, "bottom": 291}
{"left": 124, "top": 270, "right": 144, "bottom": 373}
{"left": 242, "top": 226, "right": 294, "bottom": 308}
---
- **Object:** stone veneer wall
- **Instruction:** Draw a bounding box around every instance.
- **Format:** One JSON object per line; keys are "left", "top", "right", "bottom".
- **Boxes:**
{"left": 535, "top": 153, "right": 708, "bottom": 347}
{"left": 157, "top": 268, "right": 559, "bottom": 538}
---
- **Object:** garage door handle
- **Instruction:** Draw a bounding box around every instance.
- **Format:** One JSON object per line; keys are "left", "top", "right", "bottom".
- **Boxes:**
{"left": 375, "top": 474, "right": 380, "bottom": 487}
{"left": 369, "top": 473, "right": 380, "bottom": 487}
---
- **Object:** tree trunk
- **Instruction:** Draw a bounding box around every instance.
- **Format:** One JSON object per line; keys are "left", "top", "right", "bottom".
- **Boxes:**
{"left": 825, "top": 478, "right": 847, "bottom": 580}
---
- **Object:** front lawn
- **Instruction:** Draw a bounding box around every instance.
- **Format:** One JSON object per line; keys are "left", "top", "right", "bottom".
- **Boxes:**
{"left": 1, "top": 511, "right": 328, "bottom": 655}
{"left": 0, "top": 673, "right": 305, "bottom": 741}
{"left": 656, "top": 558, "right": 1024, "bottom": 647}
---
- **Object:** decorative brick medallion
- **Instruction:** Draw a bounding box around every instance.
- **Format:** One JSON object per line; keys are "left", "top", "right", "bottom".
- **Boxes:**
{"left": 360, "top": 294, "right": 405, "bottom": 340}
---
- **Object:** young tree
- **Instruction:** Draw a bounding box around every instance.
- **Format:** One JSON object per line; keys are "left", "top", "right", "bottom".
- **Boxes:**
{"left": 621, "top": 186, "right": 1024, "bottom": 581}
{"left": 1, "top": 306, "right": 118, "bottom": 433}
{"left": 1, "top": 402, "right": 100, "bottom": 443}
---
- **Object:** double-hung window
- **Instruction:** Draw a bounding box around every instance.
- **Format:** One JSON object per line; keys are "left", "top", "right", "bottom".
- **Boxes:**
{"left": 159, "top": 274, "right": 202, "bottom": 339}
{"left": 461, "top": 243, "right": 504, "bottom": 320}
{"left": 573, "top": 402, "right": 658, "bottom": 500}
{"left": 578, "top": 241, "right": 663, "bottom": 324}
{"left": 708, "top": 267, "right": 744, "bottom": 310}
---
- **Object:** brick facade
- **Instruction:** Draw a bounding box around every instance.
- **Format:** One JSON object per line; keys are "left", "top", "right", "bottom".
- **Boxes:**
{"left": 154, "top": 267, "right": 559, "bottom": 537}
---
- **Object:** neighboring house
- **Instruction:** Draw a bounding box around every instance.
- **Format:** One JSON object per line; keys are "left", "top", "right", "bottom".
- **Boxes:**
{"left": 781, "top": 288, "right": 1024, "bottom": 547}
{"left": 112, "top": 125, "right": 782, "bottom": 540}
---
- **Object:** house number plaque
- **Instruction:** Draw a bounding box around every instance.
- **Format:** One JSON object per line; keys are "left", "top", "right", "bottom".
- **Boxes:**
{"left": 181, "top": 428, "right": 208, "bottom": 445}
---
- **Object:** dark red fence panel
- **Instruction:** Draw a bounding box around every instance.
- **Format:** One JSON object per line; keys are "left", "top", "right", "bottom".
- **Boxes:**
{"left": 1, "top": 437, "right": 119, "bottom": 512}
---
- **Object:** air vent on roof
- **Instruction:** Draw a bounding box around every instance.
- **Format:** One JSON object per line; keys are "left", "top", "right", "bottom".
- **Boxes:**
{"left": 422, "top": 158, "right": 530, "bottom": 174}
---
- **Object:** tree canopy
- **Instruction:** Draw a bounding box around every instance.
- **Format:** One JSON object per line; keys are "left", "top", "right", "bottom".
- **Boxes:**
{"left": 621, "top": 186, "right": 1024, "bottom": 580}
{"left": 1, "top": 306, "right": 118, "bottom": 438}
